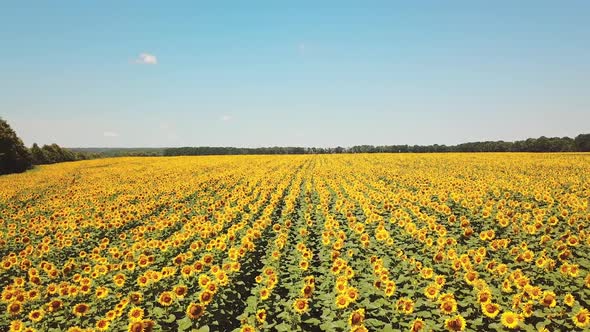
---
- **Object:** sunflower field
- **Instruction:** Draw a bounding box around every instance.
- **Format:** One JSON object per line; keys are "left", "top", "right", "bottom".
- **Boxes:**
{"left": 1, "top": 153, "right": 589, "bottom": 332}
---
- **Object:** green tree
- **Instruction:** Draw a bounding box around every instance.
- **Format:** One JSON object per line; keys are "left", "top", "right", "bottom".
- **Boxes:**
{"left": 30, "top": 143, "right": 49, "bottom": 164}
{"left": 0, "top": 117, "right": 33, "bottom": 174}
{"left": 574, "top": 134, "right": 590, "bottom": 152}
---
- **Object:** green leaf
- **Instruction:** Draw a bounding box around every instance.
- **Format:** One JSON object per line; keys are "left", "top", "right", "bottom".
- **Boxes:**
{"left": 304, "top": 318, "right": 322, "bottom": 325}
{"left": 365, "top": 318, "right": 385, "bottom": 329}
{"left": 177, "top": 317, "right": 193, "bottom": 331}
{"left": 152, "top": 307, "right": 166, "bottom": 318}
{"left": 275, "top": 323, "right": 291, "bottom": 332}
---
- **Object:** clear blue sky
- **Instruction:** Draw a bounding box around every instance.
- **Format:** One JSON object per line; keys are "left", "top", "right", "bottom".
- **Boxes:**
{"left": 1, "top": 1, "right": 589, "bottom": 147}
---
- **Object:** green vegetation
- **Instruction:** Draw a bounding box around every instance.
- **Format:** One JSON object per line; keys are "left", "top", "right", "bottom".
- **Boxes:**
{"left": 0, "top": 117, "right": 33, "bottom": 175}
{"left": 163, "top": 135, "right": 590, "bottom": 156}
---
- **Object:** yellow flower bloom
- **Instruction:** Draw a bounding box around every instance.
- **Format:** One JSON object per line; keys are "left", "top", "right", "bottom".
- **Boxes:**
{"left": 444, "top": 314, "right": 466, "bottom": 331}
{"left": 573, "top": 308, "right": 590, "bottom": 329}
{"left": 348, "top": 308, "right": 365, "bottom": 326}
{"left": 293, "top": 298, "right": 309, "bottom": 314}
{"left": 500, "top": 311, "right": 520, "bottom": 329}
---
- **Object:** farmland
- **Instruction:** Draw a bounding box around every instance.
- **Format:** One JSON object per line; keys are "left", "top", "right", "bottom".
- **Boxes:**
{"left": 1, "top": 154, "right": 589, "bottom": 332}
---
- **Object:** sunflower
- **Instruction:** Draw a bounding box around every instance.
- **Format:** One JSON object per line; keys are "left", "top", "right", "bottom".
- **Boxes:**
{"left": 476, "top": 289, "right": 492, "bottom": 304}
{"left": 137, "top": 276, "right": 149, "bottom": 288}
{"left": 47, "top": 299, "right": 63, "bottom": 312}
{"left": 240, "top": 324, "right": 255, "bottom": 332}
{"left": 501, "top": 280, "right": 512, "bottom": 293}
{"left": 396, "top": 298, "right": 415, "bottom": 315}
{"left": 95, "top": 286, "right": 109, "bottom": 299}
{"left": 564, "top": 293, "right": 575, "bottom": 307}
{"left": 128, "top": 307, "right": 144, "bottom": 322}
{"left": 173, "top": 285, "right": 188, "bottom": 298}
{"left": 96, "top": 319, "right": 110, "bottom": 331}
{"left": 202, "top": 254, "right": 214, "bottom": 265}
{"left": 129, "top": 292, "right": 143, "bottom": 305}
{"left": 216, "top": 271, "right": 229, "bottom": 286}
{"left": 520, "top": 301, "right": 533, "bottom": 318}
{"left": 350, "top": 325, "right": 369, "bottom": 332}
{"left": 256, "top": 308, "right": 266, "bottom": 323}
{"left": 207, "top": 282, "right": 218, "bottom": 293}
{"left": 299, "top": 260, "right": 309, "bottom": 270}
{"left": 199, "top": 290, "right": 213, "bottom": 305}
{"left": 28, "top": 309, "right": 44, "bottom": 322}
{"left": 346, "top": 287, "right": 359, "bottom": 302}
{"left": 440, "top": 299, "right": 457, "bottom": 315}
{"left": 186, "top": 302, "right": 205, "bottom": 320}
{"left": 348, "top": 308, "right": 365, "bottom": 326}
{"left": 444, "top": 314, "right": 466, "bottom": 331}
{"left": 481, "top": 302, "right": 500, "bottom": 318}
{"left": 128, "top": 321, "right": 145, "bottom": 332}
{"left": 301, "top": 285, "right": 313, "bottom": 298}
{"left": 72, "top": 303, "right": 90, "bottom": 317}
{"left": 500, "top": 311, "right": 520, "bottom": 329}
{"left": 573, "top": 308, "right": 590, "bottom": 329}
{"left": 198, "top": 275, "right": 211, "bottom": 288}
{"left": 424, "top": 284, "right": 439, "bottom": 300}
{"left": 336, "top": 294, "right": 350, "bottom": 309}
{"left": 420, "top": 267, "right": 434, "bottom": 279}
{"left": 7, "top": 302, "right": 22, "bottom": 316}
{"left": 10, "top": 320, "right": 24, "bottom": 332}
{"left": 384, "top": 281, "right": 396, "bottom": 297}
{"left": 464, "top": 270, "right": 478, "bottom": 285}
{"left": 410, "top": 318, "right": 425, "bottom": 332}
{"left": 158, "top": 291, "right": 175, "bottom": 307}
{"left": 260, "top": 288, "right": 270, "bottom": 300}
{"left": 540, "top": 291, "right": 556, "bottom": 308}
{"left": 293, "top": 298, "right": 309, "bottom": 314}
{"left": 142, "top": 319, "right": 155, "bottom": 332}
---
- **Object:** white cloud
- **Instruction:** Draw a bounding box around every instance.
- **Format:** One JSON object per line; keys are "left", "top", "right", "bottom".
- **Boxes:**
{"left": 103, "top": 131, "right": 119, "bottom": 137}
{"left": 135, "top": 53, "right": 158, "bottom": 65}
{"left": 298, "top": 42, "right": 306, "bottom": 54}
{"left": 220, "top": 115, "right": 232, "bottom": 121}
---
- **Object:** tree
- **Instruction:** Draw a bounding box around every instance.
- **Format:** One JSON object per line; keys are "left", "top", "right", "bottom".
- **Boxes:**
{"left": 0, "top": 117, "right": 33, "bottom": 174}
{"left": 31, "top": 143, "right": 49, "bottom": 164}
{"left": 574, "top": 134, "right": 590, "bottom": 152}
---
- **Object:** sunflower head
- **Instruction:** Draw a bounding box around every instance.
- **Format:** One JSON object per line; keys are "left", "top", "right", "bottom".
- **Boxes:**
{"left": 187, "top": 302, "right": 205, "bottom": 320}
{"left": 500, "top": 311, "right": 520, "bottom": 329}
{"left": 444, "top": 315, "right": 466, "bottom": 331}
{"left": 256, "top": 308, "right": 266, "bottom": 323}
{"left": 293, "top": 298, "right": 309, "bottom": 314}
{"left": 348, "top": 308, "right": 365, "bottom": 326}
{"left": 573, "top": 308, "right": 590, "bottom": 329}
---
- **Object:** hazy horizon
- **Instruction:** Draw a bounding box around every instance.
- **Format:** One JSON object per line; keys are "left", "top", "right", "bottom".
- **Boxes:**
{"left": 2, "top": 1, "right": 589, "bottom": 148}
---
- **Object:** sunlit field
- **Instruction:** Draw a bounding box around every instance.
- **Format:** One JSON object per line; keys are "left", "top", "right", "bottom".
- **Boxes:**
{"left": 1, "top": 154, "right": 589, "bottom": 332}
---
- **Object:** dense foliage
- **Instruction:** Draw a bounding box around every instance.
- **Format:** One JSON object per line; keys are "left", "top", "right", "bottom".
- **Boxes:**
{"left": 0, "top": 118, "right": 33, "bottom": 175}
{"left": 163, "top": 134, "right": 590, "bottom": 156}
{"left": 1, "top": 154, "right": 589, "bottom": 331}
{"left": 30, "top": 143, "right": 94, "bottom": 165}
{"left": 0, "top": 118, "right": 97, "bottom": 175}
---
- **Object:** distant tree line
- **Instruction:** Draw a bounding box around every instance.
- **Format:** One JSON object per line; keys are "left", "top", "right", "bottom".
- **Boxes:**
{"left": 69, "top": 147, "right": 164, "bottom": 157}
{"left": 164, "top": 134, "right": 590, "bottom": 156}
{"left": 29, "top": 143, "right": 97, "bottom": 165}
{"left": 1, "top": 118, "right": 97, "bottom": 175}
{"left": 163, "top": 146, "right": 309, "bottom": 156}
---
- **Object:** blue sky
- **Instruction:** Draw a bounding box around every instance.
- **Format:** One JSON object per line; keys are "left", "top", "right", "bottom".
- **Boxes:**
{"left": 1, "top": 1, "right": 589, "bottom": 147}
